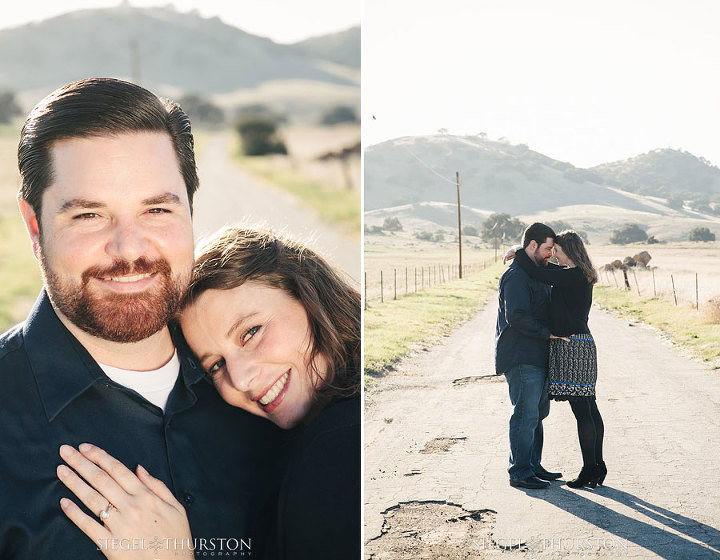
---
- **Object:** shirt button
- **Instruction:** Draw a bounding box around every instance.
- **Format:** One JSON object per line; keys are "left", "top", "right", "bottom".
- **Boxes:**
{"left": 183, "top": 492, "right": 194, "bottom": 504}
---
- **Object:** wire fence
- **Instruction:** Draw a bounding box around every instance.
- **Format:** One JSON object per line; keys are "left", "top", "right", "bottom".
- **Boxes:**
{"left": 364, "top": 260, "right": 497, "bottom": 308}
{"left": 597, "top": 266, "right": 720, "bottom": 311}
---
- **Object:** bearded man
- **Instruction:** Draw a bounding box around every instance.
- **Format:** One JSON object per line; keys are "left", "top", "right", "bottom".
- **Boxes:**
{"left": 0, "top": 78, "right": 283, "bottom": 559}
{"left": 495, "top": 222, "right": 562, "bottom": 489}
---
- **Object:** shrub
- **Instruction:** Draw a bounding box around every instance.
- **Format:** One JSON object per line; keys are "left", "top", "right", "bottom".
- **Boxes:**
{"left": 178, "top": 94, "right": 225, "bottom": 126}
{"left": 320, "top": 105, "right": 358, "bottom": 125}
{"left": 235, "top": 118, "right": 288, "bottom": 156}
{"left": 688, "top": 227, "right": 716, "bottom": 242}
{"left": 610, "top": 224, "right": 648, "bottom": 245}
{"left": 383, "top": 217, "right": 403, "bottom": 232}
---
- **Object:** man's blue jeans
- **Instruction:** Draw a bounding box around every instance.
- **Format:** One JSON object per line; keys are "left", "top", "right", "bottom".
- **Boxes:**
{"left": 505, "top": 364, "right": 550, "bottom": 481}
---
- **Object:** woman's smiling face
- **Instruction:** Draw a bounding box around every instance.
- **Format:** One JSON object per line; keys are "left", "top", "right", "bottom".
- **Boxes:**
{"left": 180, "top": 281, "right": 327, "bottom": 429}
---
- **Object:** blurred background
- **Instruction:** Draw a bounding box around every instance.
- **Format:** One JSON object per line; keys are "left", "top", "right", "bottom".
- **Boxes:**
{"left": 0, "top": 0, "right": 360, "bottom": 331}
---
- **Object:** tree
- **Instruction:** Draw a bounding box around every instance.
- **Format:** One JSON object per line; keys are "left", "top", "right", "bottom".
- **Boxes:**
{"left": 382, "top": 217, "right": 403, "bottom": 232}
{"left": 320, "top": 105, "right": 357, "bottom": 125}
{"left": 546, "top": 221, "right": 590, "bottom": 244}
{"left": 609, "top": 224, "right": 648, "bottom": 245}
{"left": 462, "top": 225, "right": 479, "bottom": 236}
{"left": 688, "top": 227, "right": 716, "bottom": 242}
{"left": 666, "top": 193, "right": 684, "bottom": 210}
{"left": 178, "top": 94, "right": 225, "bottom": 126}
{"left": 235, "top": 118, "right": 288, "bottom": 156}
{"left": 235, "top": 104, "right": 287, "bottom": 125}
{"left": 0, "top": 91, "right": 21, "bottom": 124}
{"left": 481, "top": 213, "right": 526, "bottom": 246}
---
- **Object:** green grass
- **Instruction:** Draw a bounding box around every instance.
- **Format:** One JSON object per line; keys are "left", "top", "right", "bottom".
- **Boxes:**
{"left": 364, "top": 263, "right": 503, "bottom": 383}
{"left": 232, "top": 142, "right": 360, "bottom": 237}
{"left": 0, "top": 127, "right": 43, "bottom": 331}
{"left": 0, "top": 215, "right": 43, "bottom": 331}
{"left": 593, "top": 285, "right": 720, "bottom": 366}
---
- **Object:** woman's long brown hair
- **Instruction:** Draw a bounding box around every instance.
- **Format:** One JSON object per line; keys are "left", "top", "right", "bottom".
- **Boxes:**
{"left": 555, "top": 230, "right": 598, "bottom": 284}
{"left": 181, "top": 226, "right": 360, "bottom": 400}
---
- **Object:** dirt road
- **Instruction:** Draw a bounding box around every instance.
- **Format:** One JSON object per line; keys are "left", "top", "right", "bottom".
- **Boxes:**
{"left": 191, "top": 132, "right": 360, "bottom": 281}
{"left": 365, "top": 301, "right": 720, "bottom": 559}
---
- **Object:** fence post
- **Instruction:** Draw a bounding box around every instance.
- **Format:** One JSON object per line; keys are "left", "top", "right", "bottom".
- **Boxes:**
{"left": 393, "top": 269, "right": 397, "bottom": 300}
{"left": 380, "top": 270, "right": 384, "bottom": 303}
{"left": 670, "top": 274, "right": 677, "bottom": 306}
{"left": 652, "top": 269, "right": 656, "bottom": 297}
{"left": 612, "top": 269, "right": 618, "bottom": 288}
{"left": 415, "top": 268, "right": 418, "bottom": 292}
{"left": 632, "top": 269, "right": 640, "bottom": 296}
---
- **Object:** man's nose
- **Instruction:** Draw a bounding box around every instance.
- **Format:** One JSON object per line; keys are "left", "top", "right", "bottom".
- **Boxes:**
{"left": 105, "top": 218, "right": 150, "bottom": 262}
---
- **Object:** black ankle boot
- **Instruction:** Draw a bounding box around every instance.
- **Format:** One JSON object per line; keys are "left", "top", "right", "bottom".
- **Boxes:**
{"left": 595, "top": 461, "right": 607, "bottom": 486}
{"left": 567, "top": 465, "right": 600, "bottom": 488}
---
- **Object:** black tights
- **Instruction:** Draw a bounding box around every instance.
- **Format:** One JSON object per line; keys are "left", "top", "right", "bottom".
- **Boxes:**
{"left": 569, "top": 399, "right": 604, "bottom": 467}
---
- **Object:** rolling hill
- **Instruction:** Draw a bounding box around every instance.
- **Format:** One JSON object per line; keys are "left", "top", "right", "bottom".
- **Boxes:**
{"left": 0, "top": 5, "right": 359, "bottom": 115}
{"left": 364, "top": 134, "right": 720, "bottom": 243}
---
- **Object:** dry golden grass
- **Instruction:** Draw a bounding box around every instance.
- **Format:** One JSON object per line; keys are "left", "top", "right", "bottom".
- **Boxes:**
{"left": 364, "top": 233, "right": 499, "bottom": 304}
{"left": 702, "top": 296, "right": 720, "bottom": 324}
{"left": 588, "top": 242, "right": 720, "bottom": 311}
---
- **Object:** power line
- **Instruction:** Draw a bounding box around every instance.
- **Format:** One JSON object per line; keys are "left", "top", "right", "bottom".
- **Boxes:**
{"left": 403, "top": 146, "right": 457, "bottom": 185}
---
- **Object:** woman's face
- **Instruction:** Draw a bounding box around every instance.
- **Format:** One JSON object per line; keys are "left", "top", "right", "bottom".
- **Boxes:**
{"left": 180, "top": 281, "right": 326, "bottom": 429}
{"left": 552, "top": 243, "right": 570, "bottom": 266}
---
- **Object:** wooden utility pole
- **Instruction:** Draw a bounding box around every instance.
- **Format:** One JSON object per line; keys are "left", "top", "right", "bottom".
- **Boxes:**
{"left": 456, "top": 171, "right": 463, "bottom": 278}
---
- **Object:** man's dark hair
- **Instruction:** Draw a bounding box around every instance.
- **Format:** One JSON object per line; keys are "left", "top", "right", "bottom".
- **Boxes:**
{"left": 521, "top": 222, "right": 556, "bottom": 248}
{"left": 18, "top": 78, "right": 198, "bottom": 221}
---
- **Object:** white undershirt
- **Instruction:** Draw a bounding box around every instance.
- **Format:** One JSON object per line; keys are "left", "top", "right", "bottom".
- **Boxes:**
{"left": 99, "top": 350, "right": 180, "bottom": 412}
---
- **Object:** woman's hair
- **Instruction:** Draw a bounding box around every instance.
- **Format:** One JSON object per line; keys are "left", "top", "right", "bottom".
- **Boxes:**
{"left": 555, "top": 230, "right": 598, "bottom": 284}
{"left": 182, "top": 226, "right": 360, "bottom": 400}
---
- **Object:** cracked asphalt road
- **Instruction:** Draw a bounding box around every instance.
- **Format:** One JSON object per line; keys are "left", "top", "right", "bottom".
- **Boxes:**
{"left": 364, "top": 300, "right": 720, "bottom": 559}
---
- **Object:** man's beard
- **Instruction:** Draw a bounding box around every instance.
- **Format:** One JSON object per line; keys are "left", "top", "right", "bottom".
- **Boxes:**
{"left": 39, "top": 250, "right": 190, "bottom": 343}
{"left": 530, "top": 248, "right": 548, "bottom": 267}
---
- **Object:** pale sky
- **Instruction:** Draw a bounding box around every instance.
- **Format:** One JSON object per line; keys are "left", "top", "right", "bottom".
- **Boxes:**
{"left": 364, "top": 0, "right": 720, "bottom": 168}
{"left": 1, "top": 0, "right": 359, "bottom": 43}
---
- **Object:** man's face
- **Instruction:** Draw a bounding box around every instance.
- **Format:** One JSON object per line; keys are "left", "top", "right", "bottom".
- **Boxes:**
{"left": 529, "top": 237, "right": 555, "bottom": 267}
{"left": 25, "top": 132, "right": 195, "bottom": 342}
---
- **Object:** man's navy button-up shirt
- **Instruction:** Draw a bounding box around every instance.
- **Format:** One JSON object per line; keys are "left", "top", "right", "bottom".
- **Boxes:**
{"left": 495, "top": 260, "right": 552, "bottom": 374}
{"left": 0, "top": 291, "right": 286, "bottom": 559}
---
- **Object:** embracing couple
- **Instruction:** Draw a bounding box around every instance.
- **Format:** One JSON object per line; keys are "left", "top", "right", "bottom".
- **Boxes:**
{"left": 0, "top": 79, "right": 360, "bottom": 559}
{"left": 495, "top": 222, "right": 606, "bottom": 490}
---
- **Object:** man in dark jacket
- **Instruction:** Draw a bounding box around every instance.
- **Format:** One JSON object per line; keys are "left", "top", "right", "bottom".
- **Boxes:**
{"left": 495, "top": 222, "right": 561, "bottom": 489}
{"left": 0, "top": 78, "right": 284, "bottom": 559}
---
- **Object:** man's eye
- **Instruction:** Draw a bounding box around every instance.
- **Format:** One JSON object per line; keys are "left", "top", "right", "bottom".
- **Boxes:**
{"left": 242, "top": 326, "right": 260, "bottom": 344}
{"left": 74, "top": 212, "right": 99, "bottom": 220}
{"left": 147, "top": 208, "right": 170, "bottom": 214}
{"left": 207, "top": 358, "right": 226, "bottom": 377}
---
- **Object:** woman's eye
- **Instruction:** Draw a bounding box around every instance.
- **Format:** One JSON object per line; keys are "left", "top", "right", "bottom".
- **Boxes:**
{"left": 207, "top": 358, "right": 226, "bottom": 377}
{"left": 242, "top": 326, "right": 260, "bottom": 344}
